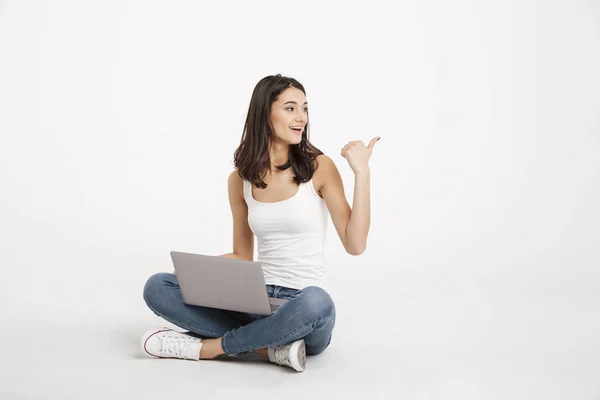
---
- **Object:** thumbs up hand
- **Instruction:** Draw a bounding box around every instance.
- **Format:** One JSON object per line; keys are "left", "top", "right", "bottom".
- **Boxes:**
{"left": 340, "top": 137, "right": 380, "bottom": 175}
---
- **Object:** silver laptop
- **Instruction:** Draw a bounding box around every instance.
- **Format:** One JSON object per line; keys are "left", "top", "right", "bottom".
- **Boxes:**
{"left": 170, "top": 251, "right": 287, "bottom": 315}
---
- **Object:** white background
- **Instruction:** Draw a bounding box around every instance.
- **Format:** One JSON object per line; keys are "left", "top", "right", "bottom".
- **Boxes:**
{"left": 1, "top": 0, "right": 599, "bottom": 398}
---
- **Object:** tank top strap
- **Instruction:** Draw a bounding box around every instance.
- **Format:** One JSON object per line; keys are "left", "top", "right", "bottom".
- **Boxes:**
{"left": 304, "top": 177, "right": 322, "bottom": 200}
{"left": 242, "top": 179, "right": 252, "bottom": 204}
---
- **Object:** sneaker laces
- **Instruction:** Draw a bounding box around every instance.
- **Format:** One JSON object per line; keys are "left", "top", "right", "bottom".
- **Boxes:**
{"left": 270, "top": 343, "right": 293, "bottom": 367}
{"left": 158, "top": 333, "right": 196, "bottom": 359}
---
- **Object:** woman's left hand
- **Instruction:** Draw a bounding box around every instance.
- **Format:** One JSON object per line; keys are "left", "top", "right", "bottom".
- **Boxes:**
{"left": 341, "top": 136, "right": 380, "bottom": 175}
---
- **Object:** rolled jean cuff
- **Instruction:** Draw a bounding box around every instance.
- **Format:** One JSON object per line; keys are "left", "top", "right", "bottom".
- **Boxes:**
{"left": 220, "top": 330, "right": 246, "bottom": 357}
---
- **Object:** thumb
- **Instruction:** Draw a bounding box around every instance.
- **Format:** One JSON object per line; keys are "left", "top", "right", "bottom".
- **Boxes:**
{"left": 367, "top": 136, "right": 380, "bottom": 151}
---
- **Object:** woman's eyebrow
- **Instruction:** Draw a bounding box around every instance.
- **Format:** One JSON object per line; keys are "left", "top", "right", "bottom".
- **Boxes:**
{"left": 283, "top": 101, "right": 308, "bottom": 105}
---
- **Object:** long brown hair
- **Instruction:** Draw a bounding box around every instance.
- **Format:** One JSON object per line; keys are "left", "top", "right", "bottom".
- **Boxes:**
{"left": 233, "top": 74, "right": 324, "bottom": 189}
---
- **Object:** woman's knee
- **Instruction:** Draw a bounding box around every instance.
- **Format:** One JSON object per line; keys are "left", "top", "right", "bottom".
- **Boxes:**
{"left": 306, "top": 340, "right": 332, "bottom": 356}
{"left": 297, "top": 286, "right": 336, "bottom": 319}
{"left": 305, "top": 319, "right": 335, "bottom": 356}
{"left": 143, "top": 272, "right": 176, "bottom": 306}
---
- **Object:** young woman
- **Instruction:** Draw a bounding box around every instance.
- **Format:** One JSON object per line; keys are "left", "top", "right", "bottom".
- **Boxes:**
{"left": 140, "top": 74, "right": 379, "bottom": 372}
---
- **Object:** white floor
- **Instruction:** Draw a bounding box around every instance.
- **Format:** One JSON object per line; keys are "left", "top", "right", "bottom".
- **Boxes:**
{"left": 2, "top": 273, "right": 599, "bottom": 400}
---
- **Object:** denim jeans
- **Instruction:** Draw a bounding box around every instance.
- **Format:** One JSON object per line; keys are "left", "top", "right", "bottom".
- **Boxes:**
{"left": 142, "top": 272, "right": 336, "bottom": 357}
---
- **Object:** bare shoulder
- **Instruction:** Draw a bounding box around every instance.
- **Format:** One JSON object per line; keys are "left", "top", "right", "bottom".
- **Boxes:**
{"left": 228, "top": 169, "right": 245, "bottom": 202}
{"left": 313, "top": 154, "right": 338, "bottom": 195}
{"left": 228, "top": 169, "right": 243, "bottom": 186}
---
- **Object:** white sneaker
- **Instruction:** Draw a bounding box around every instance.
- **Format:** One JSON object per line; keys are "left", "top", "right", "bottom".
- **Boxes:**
{"left": 140, "top": 328, "right": 203, "bottom": 361}
{"left": 268, "top": 339, "right": 306, "bottom": 372}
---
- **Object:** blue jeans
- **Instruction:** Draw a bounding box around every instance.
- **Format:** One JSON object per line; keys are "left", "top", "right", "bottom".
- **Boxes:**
{"left": 142, "top": 273, "right": 336, "bottom": 357}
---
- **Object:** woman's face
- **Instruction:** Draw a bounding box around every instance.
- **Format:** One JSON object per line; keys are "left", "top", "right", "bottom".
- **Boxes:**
{"left": 269, "top": 87, "right": 308, "bottom": 145}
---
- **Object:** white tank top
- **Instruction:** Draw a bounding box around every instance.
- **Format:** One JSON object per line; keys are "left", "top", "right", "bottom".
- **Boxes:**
{"left": 243, "top": 177, "right": 329, "bottom": 289}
